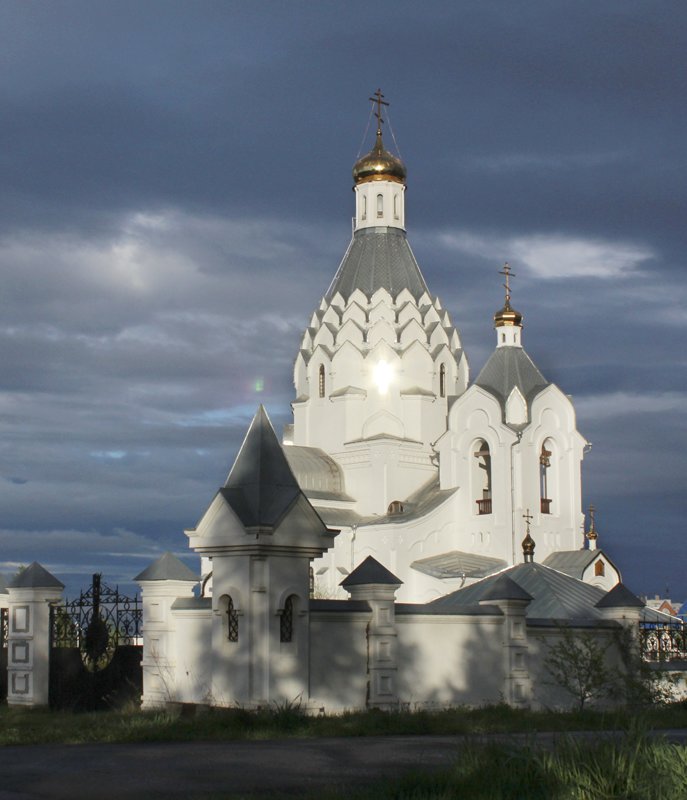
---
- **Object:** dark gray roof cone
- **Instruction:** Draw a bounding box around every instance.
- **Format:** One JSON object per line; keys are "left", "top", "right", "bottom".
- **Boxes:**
{"left": 341, "top": 556, "right": 402, "bottom": 588}
{"left": 221, "top": 405, "right": 302, "bottom": 529}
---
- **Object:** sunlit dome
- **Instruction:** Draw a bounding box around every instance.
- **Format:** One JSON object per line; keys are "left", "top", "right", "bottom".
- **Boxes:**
{"left": 352, "top": 129, "right": 407, "bottom": 185}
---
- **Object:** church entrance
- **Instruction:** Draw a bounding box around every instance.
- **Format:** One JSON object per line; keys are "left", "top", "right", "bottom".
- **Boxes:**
{"left": 49, "top": 574, "right": 142, "bottom": 710}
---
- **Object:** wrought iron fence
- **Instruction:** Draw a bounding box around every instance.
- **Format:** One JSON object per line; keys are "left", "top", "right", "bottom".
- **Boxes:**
{"left": 639, "top": 620, "right": 686, "bottom": 662}
{"left": 51, "top": 574, "right": 141, "bottom": 667}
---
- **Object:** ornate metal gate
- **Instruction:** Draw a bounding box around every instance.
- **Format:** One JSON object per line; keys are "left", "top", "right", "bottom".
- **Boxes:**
{"left": 49, "top": 574, "right": 142, "bottom": 710}
{"left": 0, "top": 608, "right": 8, "bottom": 702}
{"left": 640, "top": 620, "right": 687, "bottom": 662}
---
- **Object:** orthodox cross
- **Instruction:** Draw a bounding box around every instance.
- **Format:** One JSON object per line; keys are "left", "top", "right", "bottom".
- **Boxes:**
{"left": 369, "top": 88, "right": 389, "bottom": 131}
{"left": 588, "top": 503, "right": 596, "bottom": 528}
{"left": 522, "top": 508, "right": 533, "bottom": 534}
{"left": 499, "top": 262, "right": 515, "bottom": 304}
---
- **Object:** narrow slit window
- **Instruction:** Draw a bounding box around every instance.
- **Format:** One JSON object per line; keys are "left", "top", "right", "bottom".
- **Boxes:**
{"left": 376, "top": 193, "right": 383, "bottom": 217}
{"left": 540, "top": 442, "right": 552, "bottom": 514}
{"left": 393, "top": 194, "right": 399, "bottom": 219}
{"left": 226, "top": 596, "right": 238, "bottom": 642}
{"left": 362, "top": 194, "right": 367, "bottom": 220}
{"left": 474, "top": 440, "right": 492, "bottom": 515}
{"left": 439, "top": 364, "right": 446, "bottom": 398}
{"left": 318, "top": 364, "right": 325, "bottom": 398}
{"left": 280, "top": 595, "right": 295, "bottom": 643}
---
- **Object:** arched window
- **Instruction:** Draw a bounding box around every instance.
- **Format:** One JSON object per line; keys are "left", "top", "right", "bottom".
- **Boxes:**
{"left": 376, "top": 193, "right": 383, "bottom": 217}
{"left": 280, "top": 595, "right": 296, "bottom": 643}
{"left": 225, "top": 595, "right": 238, "bottom": 642}
{"left": 393, "top": 194, "right": 399, "bottom": 219}
{"left": 594, "top": 560, "right": 605, "bottom": 577}
{"left": 473, "top": 440, "right": 492, "bottom": 515}
{"left": 439, "top": 364, "right": 446, "bottom": 398}
{"left": 362, "top": 194, "right": 367, "bottom": 220}
{"left": 318, "top": 364, "right": 325, "bottom": 398}
{"left": 540, "top": 441, "right": 552, "bottom": 514}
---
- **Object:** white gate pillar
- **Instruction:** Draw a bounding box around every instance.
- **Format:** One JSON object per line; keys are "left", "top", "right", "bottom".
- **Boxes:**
{"left": 6, "top": 563, "right": 64, "bottom": 707}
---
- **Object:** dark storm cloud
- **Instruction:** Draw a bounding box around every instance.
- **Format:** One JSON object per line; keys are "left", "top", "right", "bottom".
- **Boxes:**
{"left": 0, "top": 0, "right": 685, "bottom": 597}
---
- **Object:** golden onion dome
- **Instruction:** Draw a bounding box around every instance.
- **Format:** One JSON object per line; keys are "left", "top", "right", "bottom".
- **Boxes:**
{"left": 494, "top": 299, "right": 523, "bottom": 328}
{"left": 522, "top": 531, "right": 536, "bottom": 559}
{"left": 353, "top": 129, "right": 407, "bottom": 185}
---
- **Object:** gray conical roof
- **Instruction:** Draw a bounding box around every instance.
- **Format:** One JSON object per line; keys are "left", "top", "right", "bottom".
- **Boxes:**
{"left": 8, "top": 562, "right": 64, "bottom": 590}
{"left": 341, "top": 556, "right": 402, "bottom": 587}
{"left": 221, "top": 405, "right": 302, "bottom": 529}
{"left": 134, "top": 552, "right": 198, "bottom": 583}
{"left": 327, "top": 227, "right": 429, "bottom": 301}
{"left": 596, "top": 583, "right": 644, "bottom": 609}
{"left": 475, "top": 346, "right": 549, "bottom": 412}
{"left": 482, "top": 574, "right": 532, "bottom": 602}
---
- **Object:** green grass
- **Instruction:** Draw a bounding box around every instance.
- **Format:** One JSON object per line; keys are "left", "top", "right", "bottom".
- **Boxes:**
{"left": 301, "top": 725, "right": 687, "bottom": 800}
{"left": 207, "top": 723, "right": 687, "bottom": 800}
{"left": 1, "top": 701, "right": 686, "bottom": 747}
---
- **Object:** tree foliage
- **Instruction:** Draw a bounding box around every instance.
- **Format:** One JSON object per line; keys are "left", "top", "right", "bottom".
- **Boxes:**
{"left": 544, "top": 626, "right": 612, "bottom": 711}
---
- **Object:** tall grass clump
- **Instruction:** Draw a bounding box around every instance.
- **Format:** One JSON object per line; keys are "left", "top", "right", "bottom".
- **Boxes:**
{"left": 305, "top": 723, "right": 687, "bottom": 800}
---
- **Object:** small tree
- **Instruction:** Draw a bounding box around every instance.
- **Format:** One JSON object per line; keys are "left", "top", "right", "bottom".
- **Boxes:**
{"left": 544, "top": 626, "right": 613, "bottom": 711}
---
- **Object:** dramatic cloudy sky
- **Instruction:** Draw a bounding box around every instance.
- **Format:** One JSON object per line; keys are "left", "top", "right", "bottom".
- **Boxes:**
{"left": 1, "top": 1, "right": 685, "bottom": 599}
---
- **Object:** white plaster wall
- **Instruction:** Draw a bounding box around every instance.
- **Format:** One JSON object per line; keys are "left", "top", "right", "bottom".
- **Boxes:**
{"left": 396, "top": 615, "right": 505, "bottom": 707}
{"left": 308, "top": 612, "right": 369, "bottom": 711}
{"left": 172, "top": 609, "right": 211, "bottom": 704}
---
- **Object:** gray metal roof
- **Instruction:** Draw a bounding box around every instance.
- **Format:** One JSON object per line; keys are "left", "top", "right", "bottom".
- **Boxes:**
{"left": 543, "top": 549, "right": 621, "bottom": 581}
{"left": 427, "top": 562, "right": 607, "bottom": 621}
{"left": 482, "top": 574, "right": 533, "bottom": 602}
{"left": 171, "top": 597, "right": 212, "bottom": 611}
{"left": 326, "top": 226, "right": 430, "bottom": 301}
{"left": 134, "top": 552, "right": 198, "bottom": 583}
{"left": 8, "top": 562, "right": 64, "bottom": 590}
{"left": 221, "top": 405, "right": 303, "bottom": 529}
{"left": 542, "top": 550, "right": 598, "bottom": 578}
{"left": 474, "top": 345, "right": 549, "bottom": 413}
{"left": 412, "top": 550, "right": 507, "bottom": 580}
{"left": 395, "top": 603, "right": 503, "bottom": 617}
{"left": 283, "top": 445, "right": 353, "bottom": 502}
{"left": 310, "top": 599, "right": 371, "bottom": 613}
{"left": 311, "top": 475, "right": 455, "bottom": 531}
{"left": 341, "top": 556, "right": 402, "bottom": 588}
{"left": 311, "top": 506, "right": 363, "bottom": 527}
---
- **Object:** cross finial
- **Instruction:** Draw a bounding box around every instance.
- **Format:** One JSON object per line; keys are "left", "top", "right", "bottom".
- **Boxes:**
{"left": 588, "top": 504, "right": 596, "bottom": 530}
{"left": 522, "top": 508, "right": 533, "bottom": 533}
{"left": 522, "top": 508, "right": 535, "bottom": 562}
{"left": 369, "top": 88, "right": 389, "bottom": 135}
{"left": 499, "top": 262, "right": 515, "bottom": 304}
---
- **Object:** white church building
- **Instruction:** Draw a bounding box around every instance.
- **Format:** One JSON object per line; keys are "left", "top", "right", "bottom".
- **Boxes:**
{"left": 134, "top": 97, "right": 666, "bottom": 712}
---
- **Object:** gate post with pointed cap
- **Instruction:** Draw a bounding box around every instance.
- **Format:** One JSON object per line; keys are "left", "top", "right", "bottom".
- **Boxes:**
{"left": 479, "top": 574, "right": 532, "bottom": 708}
{"left": 341, "top": 557, "right": 402, "bottom": 709}
{"left": 6, "top": 562, "right": 64, "bottom": 707}
{"left": 135, "top": 553, "right": 199, "bottom": 708}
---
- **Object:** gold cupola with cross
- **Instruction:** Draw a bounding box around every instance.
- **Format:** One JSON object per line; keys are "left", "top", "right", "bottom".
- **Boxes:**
{"left": 353, "top": 89, "right": 407, "bottom": 231}
{"left": 494, "top": 263, "right": 523, "bottom": 347}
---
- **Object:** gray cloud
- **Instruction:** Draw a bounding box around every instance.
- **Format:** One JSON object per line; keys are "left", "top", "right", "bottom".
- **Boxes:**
{"left": 0, "top": 0, "right": 685, "bottom": 599}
